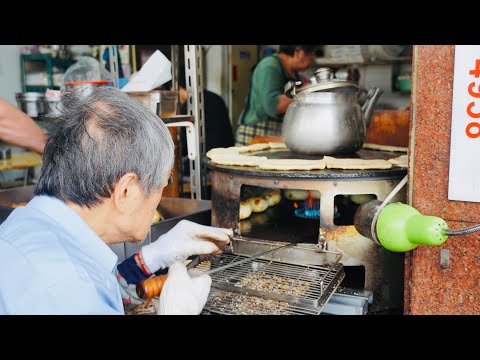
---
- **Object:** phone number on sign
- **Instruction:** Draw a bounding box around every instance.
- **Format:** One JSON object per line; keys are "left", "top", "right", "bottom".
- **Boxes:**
{"left": 465, "top": 59, "right": 480, "bottom": 138}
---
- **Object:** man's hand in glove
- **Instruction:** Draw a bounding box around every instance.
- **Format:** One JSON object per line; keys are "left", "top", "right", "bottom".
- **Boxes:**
{"left": 140, "top": 220, "right": 232, "bottom": 273}
{"left": 157, "top": 262, "right": 211, "bottom": 315}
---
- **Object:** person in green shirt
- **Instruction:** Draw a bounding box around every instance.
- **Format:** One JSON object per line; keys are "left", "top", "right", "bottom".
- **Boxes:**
{"left": 235, "top": 45, "right": 317, "bottom": 146}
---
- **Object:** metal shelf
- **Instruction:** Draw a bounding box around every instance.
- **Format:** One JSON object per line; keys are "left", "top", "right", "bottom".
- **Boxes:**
{"left": 110, "top": 45, "right": 206, "bottom": 200}
{"left": 21, "top": 54, "right": 75, "bottom": 93}
{"left": 160, "top": 115, "right": 194, "bottom": 124}
{"left": 314, "top": 57, "right": 412, "bottom": 67}
{"left": 183, "top": 45, "right": 206, "bottom": 200}
{"left": 25, "top": 86, "right": 60, "bottom": 92}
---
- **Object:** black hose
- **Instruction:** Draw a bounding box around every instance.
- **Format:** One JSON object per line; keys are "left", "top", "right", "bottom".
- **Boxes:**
{"left": 443, "top": 224, "right": 480, "bottom": 236}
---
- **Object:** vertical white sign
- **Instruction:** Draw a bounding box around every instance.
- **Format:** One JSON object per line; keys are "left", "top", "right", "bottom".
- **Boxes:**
{"left": 448, "top": 45, "right": 480, "bottom": 202}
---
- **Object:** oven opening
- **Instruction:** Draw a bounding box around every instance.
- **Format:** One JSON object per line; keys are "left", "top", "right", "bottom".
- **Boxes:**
{"left": 239, "top": 185, "right": 319, "bottom": 244}
{"left": 341, "top": 266, "right": 366, "bottom": 290}
{"left": 333, "top": 194, "right": 377, "bottom": 226}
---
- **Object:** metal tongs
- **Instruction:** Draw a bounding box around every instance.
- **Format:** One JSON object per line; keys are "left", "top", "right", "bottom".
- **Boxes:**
{"left": 189, "top": 240, "right": 296, "bottom": 276}
{"left": 137, "top": 228, "right": 296, "bottom": 299}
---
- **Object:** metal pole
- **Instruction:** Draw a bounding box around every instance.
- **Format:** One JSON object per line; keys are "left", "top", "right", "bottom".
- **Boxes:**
{"left": 184, "top": 45, "right": 206, "bottom": 200}
{"left": 171, "top": 45, "right": 179, "bottom": 93}
{"left": 108, "top": 45, "right": 120, "bottom": 88}
{"left": 131, "top": 45, "right": 137, "bottom": 73}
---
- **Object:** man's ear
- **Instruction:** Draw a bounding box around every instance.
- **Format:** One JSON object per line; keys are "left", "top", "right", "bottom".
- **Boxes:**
{"left": 112, "top": 172, "right": 138, "bottom": 213}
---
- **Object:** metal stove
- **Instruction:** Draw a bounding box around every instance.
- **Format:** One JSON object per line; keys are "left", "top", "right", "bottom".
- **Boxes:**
{"left": 206, "top": 148, "right": 407, "bottom": 313}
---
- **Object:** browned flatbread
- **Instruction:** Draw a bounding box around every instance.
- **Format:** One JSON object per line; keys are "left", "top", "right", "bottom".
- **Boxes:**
{"left": 258, "top": 159, "right": 326, "bottom": 170}
{"left": 363, "top": 143, "right": 408, "bottom": 153}
{"left": 388, "top": 154, "right": 408, "bottom": 168}
{"left": 284, "top": 189, "right": 309, "bottom": 200}
{"left": 324, "top": 156, "right": 392, "bottom": 170}
{"left": 239, "top": 201, "right": 252, "bottom": 220}
{"left": 248, "top": 196, "right": 269, "bottom": 213}
{"left": 230, "top": 143, "right": 271, "bottom": 153}
{"left": 268, "top": 142, "right": 288, "bottom": 149}
{"left": 263, "top": 189, "right": 281, "bottom": 206}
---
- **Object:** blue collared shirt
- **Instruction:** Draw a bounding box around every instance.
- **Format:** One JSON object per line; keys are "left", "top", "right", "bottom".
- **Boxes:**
{"left": 0, "top": 195, "right": 124, "bottom": 314}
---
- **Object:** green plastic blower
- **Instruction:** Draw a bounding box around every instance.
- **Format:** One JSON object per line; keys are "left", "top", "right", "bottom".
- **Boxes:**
{"left": 354, "top": 200, "right": 452, "bottom": 252}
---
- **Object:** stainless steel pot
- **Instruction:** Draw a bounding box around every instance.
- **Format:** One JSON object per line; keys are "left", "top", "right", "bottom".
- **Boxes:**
{"left": 43, "top": 95, "right": 62, "bottom": 118}
{"left": 282, "top": 81, "right": 383, "bottom": 155}
{"left": 15, "top": 92, "right": 45, "bottom": 118}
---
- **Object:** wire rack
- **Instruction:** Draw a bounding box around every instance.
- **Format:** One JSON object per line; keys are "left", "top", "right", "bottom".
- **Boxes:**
{"left": 195, "top": 252, "right": 344, "bottom": 315}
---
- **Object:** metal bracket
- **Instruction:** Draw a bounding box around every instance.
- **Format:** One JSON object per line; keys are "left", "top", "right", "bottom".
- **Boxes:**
{"left": 440, "top": 249, "right": 450, "bottom": 269}
{"left": 171, "top": 45, "right": 179, "bottom": 93}
{"left": 108, "top": 45, "right": 120, "bottom": 88}
{"left": 184, "top": 45, "right": 206, "bottom": 200}
{"left": 166, "top": 121, "right": 197, "bottom": 161}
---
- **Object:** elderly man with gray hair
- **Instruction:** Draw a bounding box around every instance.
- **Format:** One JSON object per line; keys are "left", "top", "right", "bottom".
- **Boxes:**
{"left": 0, "top": 87, "right": 232, "bottom": 315}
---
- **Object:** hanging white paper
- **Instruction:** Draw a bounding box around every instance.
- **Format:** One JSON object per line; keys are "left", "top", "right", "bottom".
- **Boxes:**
{"left": 448, "top": 45, "right": 480, "bottom": 202}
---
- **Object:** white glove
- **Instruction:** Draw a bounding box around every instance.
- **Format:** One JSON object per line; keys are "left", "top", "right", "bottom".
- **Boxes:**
{"left": 141, "top": 219, "right": 232, "bottom": 273}
{"left": 157, "top": 262, "right": 212, "bottom": 315}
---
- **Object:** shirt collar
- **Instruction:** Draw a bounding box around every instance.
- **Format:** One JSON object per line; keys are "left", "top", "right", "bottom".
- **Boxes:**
{"left": 27, "top": 195, "right": 118, "bottom": 272}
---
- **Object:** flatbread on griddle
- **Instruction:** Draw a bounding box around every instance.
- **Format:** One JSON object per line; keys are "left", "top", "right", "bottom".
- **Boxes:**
{"left": 363, "top": 143, "right": 408, "bottom": 153}
{"left": 230, "top": 143, "right": 271, "bottom": 153}
{"left": 206, "top": 147, "right": 240, "bottom": 159}
{"left": 324, "top": 156, "right": 392, "bottom": 170}
{"left": 268, "top": 142, "right": 288, "bottom": 149}
{"left": 209, "top": 154, "right": 267, "bottom": 166}
{"left": 258, "top": 159, "right": 326, "bottom": 170}
{"left": 388, "top": 154, "right": 408, "bottom": 168}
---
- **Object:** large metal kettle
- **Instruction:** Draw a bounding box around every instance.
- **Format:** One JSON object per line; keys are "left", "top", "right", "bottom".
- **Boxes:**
{"left": 282, "top": 68, "right": 383, "bottom": 155}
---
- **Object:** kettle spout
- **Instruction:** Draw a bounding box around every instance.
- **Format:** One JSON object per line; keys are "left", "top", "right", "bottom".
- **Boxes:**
{"left": 362, "top": 88, "right": 384, "bottom": 128}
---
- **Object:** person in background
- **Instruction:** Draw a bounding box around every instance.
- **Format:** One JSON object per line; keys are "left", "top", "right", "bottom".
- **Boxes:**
{"left": 0, "top": 98, "right": 47, "bottom": 154}
{"left": 0, "top": 87, "right": 232, "bottom": 315}
{"left": 235, "top": 45, "right": 317, "bottom": 146}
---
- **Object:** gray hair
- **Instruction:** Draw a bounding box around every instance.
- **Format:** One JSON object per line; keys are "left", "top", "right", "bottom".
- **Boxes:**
{"left": 35, "top": 86, "right": 174, "bottom": 207}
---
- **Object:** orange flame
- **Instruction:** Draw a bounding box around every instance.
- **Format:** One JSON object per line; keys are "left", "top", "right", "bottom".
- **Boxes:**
{"left": 306, "top": 192, "right": 314, "bottom": 209}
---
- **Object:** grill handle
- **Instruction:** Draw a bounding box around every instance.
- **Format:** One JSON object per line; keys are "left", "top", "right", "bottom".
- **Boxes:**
{"left": 136, "top": 274, "right": 168, "bottom": 300}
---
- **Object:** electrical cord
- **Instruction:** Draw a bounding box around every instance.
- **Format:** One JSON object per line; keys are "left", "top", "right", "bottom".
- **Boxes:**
{"left": 443, "top": 224, "right": 480, "bottom": 236}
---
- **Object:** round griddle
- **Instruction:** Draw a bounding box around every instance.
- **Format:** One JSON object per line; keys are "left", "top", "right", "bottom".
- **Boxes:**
{"left": 204, "top": 149, "right": 407, "bottom": 180}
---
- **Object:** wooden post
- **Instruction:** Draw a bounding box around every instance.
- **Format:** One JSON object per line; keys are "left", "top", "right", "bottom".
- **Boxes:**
{"left": 162, "top": 127, "right": 180, "bottom": 197}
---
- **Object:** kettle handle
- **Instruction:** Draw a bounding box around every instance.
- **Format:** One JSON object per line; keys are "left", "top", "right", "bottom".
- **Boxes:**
{"left": 362, "top": 88, "right": 384, "bottom": 128}
{"left": 284, "top": 81, "right": 302, "bottom": 99}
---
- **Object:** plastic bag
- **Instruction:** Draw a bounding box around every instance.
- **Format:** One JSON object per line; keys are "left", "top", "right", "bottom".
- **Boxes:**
{"left": 63, "top": 56, "right": 112, "bottom": 85}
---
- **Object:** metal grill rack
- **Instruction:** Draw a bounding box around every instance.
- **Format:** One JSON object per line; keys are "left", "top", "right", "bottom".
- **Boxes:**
{"left": 196, "top": 252, "right": 345, "bottom": 315}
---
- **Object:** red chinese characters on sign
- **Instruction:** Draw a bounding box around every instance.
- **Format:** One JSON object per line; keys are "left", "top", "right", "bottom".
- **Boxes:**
{"left": 465, "top": 59, "right": 480, "bottom": 138}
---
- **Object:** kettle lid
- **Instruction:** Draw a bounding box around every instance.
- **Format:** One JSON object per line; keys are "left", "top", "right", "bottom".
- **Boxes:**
{"left": 298, "top": 67, "right": 359, "bottom": 94}
{"left": 297, "top": 80, "right": 359, "bottom": 94}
